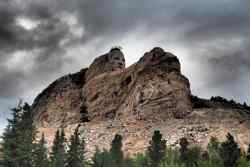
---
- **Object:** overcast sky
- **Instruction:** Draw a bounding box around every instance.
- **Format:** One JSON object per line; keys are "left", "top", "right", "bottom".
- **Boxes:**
{"left": 0, "top": 0, "right": 250, "bottom": 134}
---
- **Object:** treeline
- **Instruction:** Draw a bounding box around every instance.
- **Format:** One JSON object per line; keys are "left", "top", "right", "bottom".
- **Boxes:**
{"left": 1, "top": 103, "right": 250, "bottom": 167}
{"left": 210, "top": 96, "right": 250, "bottom": 110}
{"left": 191, "top": 95, "right": 250, "bottom": 110}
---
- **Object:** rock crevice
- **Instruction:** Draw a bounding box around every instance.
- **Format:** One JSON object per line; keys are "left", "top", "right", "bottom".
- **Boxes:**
{"left": 32, "top": 47, "right": 250, "bottom": 157}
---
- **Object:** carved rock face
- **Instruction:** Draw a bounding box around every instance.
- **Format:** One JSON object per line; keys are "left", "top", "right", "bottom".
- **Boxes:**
{"left": 32, "top": 69, "right": 87, "bottom": 128}
{"left": 32, "top": 47, "right": 250, "bottom": 158}
{"left": 109, "top": 49, "right": 126, "bottom": 71}
{"left": 138, "top": 47, "right": 180, "bottom": 72}
{"left": 85, "top": 49, "right": 125, "bottom": 82}
{"left": 82, "top": 48, "right": 191, "bottom": 122}
{"left": 33, "top": 47, "right": 191, "bottom": 127}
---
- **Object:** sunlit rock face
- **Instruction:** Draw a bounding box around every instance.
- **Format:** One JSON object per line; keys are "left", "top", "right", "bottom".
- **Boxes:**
{"left": 137, "top": 47, "right": 180, "bottom": 72}
{"left": 85, "top": 48, "right": 125, "bottom": 82}
{"left": 32, "top": 47, "right": 250, "bottom": 158}
{"left": 32, "top": 69, "right": 87, "bottom": 128}
{"left": 82, "top": 47, "right": 191, "bottom": 122}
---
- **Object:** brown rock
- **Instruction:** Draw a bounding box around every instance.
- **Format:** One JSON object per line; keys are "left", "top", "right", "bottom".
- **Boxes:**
{"left": 32, "top": 47, "right": 250, "bottom": 158}
{"left": 32, "top": 69, "right": 87, "bottom": 128}
{"left": 85, "top": 48, "right": 125, "bottom": 82}
{"left": 82, "top": 48, "right": 191, "bottom": 122}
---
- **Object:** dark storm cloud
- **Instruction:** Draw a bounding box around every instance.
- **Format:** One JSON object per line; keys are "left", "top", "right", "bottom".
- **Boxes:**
{"left": 0, "top": 0, "right": 77, "bottom": 97}
{"left": 0, "top": 1, "right": 69, "bottom": 52}
{"left": 0, "top": 0, "right": 250, "bottom": 101}
{"left": 63, "top": 0, "right": 250, "bottom": 95}
{"left": 1, "top": 0, "right": 250, "bottom": 134}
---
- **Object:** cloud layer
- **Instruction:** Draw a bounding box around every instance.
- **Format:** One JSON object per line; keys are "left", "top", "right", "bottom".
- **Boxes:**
{"left": 0, "top": 0, "right": 250, "bottom": 133}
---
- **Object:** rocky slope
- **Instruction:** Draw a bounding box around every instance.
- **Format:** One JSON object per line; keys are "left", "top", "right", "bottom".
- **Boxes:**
{"left": 32, "top": 47, "right": 250, "bottom": 157}
{"left": 32, "top": 68, "right": 87, "bottom": 127}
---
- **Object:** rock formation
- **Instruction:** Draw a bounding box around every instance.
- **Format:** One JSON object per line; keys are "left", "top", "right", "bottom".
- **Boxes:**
{"left": 32, "top": 69, "right": 87, "bottom": 127}
{"left": 32, "top": 47, "right": 250, "bottom": 157}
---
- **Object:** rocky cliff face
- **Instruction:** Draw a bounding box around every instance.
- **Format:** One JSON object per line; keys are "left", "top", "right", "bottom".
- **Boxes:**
{"left": 82, "top": 47, "right": 191, "bottom": 122}
{"left": 32, "top": 47, "right": 250, "bottom": 157}
{"left": 32, "top": 68, "right": 87, "bottom": 127}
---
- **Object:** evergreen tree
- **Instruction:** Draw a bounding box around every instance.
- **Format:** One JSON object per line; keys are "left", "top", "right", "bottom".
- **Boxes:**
{"left": 91, "top": 148, "right": 103, "bottom": 167}
{"left": 247, "top": 144, "right": 250, "bottom": 160}
{"left": 1, "top": 104, "right": 22, "bottom": 167}
{"left": 65, "top": 126, "right": 85, "bottom": 167}
{"left": 110, "top": 134, "right": 124, "bottom": 167}
{"left": 133, "top": 154, "right": 147, "bottom": 167}
{"left": 17, "top": 103, "right": 37, "bottom": 167}
{"left": 123, "top": 157, "right": 134, "bottom": 167}
{"left": 207, "top": 137, "right": 220, "bottom": 161}
{"left": 179, "top": 137, "right": 189, "bottom": 164}
{"left": 91, "top": 149, "right": 113, "bottom": 167}
{"left": 33, "top": 134, "right": 49, "bottom": 167}
{"left": 219, "top": 133, "right": 241, "bottom": 167}
{"left": 146, "top": 130, "right": 166, "bottom": 167}
{"left": 186, "top": 147, "right": 202, "bottom": 167}
{"left": 50, "top": 129, "right": 66, "bottom": 167}
{"left": 1, "top": 102, "right": 37, "bottom": 167}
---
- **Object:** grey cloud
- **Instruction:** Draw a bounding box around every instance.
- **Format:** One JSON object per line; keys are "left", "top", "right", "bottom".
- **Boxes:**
{"left": 1, "top": 0, "right": 250, "bottom": 134}
{"left": 0, "top": 0, "right": 80, "bottom": 99}
{"left": 0, "top": 0, "right": 250, "bottom": 103}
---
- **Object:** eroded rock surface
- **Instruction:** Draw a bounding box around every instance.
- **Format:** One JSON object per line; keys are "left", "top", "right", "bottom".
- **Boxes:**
{"left": 32, "top": 69, "right": 87, "bottom": 127}
{"left": 82, "top": 47, "right": 191, "bottom": 122}
{"left": 32, "top": 47, "right": 250, "bottom": 157}
{"left": 85, "top": 48, "right": 125, "bottom": 82}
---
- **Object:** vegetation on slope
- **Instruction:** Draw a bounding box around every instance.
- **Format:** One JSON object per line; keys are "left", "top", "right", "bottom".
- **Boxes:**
{"left": 1, "top": 102, "right": 250, "bottom": 167}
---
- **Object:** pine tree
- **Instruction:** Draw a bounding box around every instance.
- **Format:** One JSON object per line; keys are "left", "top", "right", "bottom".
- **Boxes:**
{"left": 207, "top": 137, "right": 220, "bottom": 161}
{"left": 110, "top": 134, "right": 124, "bottom": 167}
{"left": 33, "top": 134, "right": 49, "bottom": 167}
{"left": 50, "top": 129, "right": 66, "bottom": 167}
{"left": 179, "top": 137, "right": 189, "bottom": 164}
{"left": 179, "top": 138, "right": 202, "bottom": 167}
{"left": 91, "top": 148, "right": 103, "bottom": 167}
{"left": 219, "top": 133, "right": 241, "bottom": 167}
{"left": 1, "top": 102, "right": 37, "bottom": 167}
{"left": 146, "top": 130, "right": 166, "bottom": 167}
{"left": 17, "top": 103, "right": 37, "bottom": 167}
{"left": 1, "top": 105, "right": 22, "bottom": 167}
{"left": 65, "top": 126, "right": 85, "bottom": 167}
{"left": 246, "top": 144, "right": 250, "bottom": 161}
{"left": 247, "top": 144, "right": 250, "bottom": 160}
{"left": 91, "top": 148, "right": 113, "bottom": 167}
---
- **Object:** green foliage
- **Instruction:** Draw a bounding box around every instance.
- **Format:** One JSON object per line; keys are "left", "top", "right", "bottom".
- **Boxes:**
{"left": 91, "top": 134, "right": 135, "bottom": 167}
{"left": 123, "top": 157, "right": 134, "bottom": 167}
{"left": 160, "top": 161, "right": 185, "bottom": 167}
{"left": 91, "top": 149, "right": 114, "bottom": 167}
{"left": 47, "top": 130, "right": 249, "bottom": 167}
{"left": 207, "top": 137, "right": 220, "bottom": 161}
{"left": 91, "top": 134, "right": 125, "bottom": 167}
{"left": 179, "top": 137, "right": 189, "bottom": 164}
{"left": 33, "top": 134, "right": 49, "bottom": 167}
{"left": 65, "top": 127, "right": 85, "bottom": 167}
{"left": 146, "top": 130, "right": 166, "bottom": 167}
{"left": 133, "top": 154, "right": 147, "bottom": 167}
{"left": 247, "top": 144, "right": 250, "bottom": 160}
{"left": 197, "top": 160, "right": 223, "bottom": 167}
{"left": 219, "top": 133, "right": 241, "bottom": 167}
{"left": 160, "top": 148, "right": 183, "bottom": 167}
{"left": 186, "top": 146, "right": 202, "bottom": 167}
{"left": 1, "top": 102, "right": 37, "bottom": 167}
{"left": 110, "top": 134, "right": 124, "bottom": 166}
{"left": 50, "top": 129, "right": 66, "bottom": 167}
{"left": 237, "top": 156, "right": 250, "bottom": 167}
{"left": 1, "top": 111, "right": 249, "bottom": 167}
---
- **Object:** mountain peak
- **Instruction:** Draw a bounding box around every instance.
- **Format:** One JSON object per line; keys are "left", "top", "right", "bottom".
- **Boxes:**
{"left": 32, "top": 47, "right": 250, "bottom": 158}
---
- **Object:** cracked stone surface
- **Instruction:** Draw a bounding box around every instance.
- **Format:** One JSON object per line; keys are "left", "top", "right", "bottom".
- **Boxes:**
{"left": 33, "top": 47, "right": 250, "bottom": 158}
